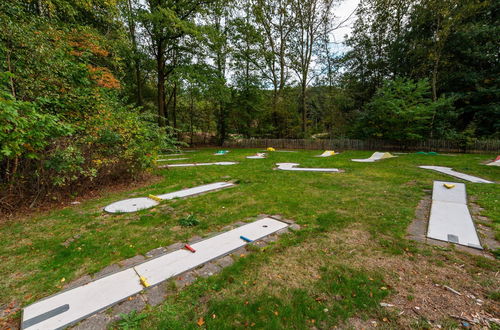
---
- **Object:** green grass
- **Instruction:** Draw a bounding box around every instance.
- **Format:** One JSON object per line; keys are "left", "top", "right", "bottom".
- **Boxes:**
{"left": 152, "top": 264, "right": 388, "bottom": 329}
{"left": 0, "top": 148, "right": 498, "bottom": 328}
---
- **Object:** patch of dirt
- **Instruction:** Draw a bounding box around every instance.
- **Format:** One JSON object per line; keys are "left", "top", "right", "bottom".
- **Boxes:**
{"left": 0, "top": 173, "right": 162, "bottom": 225}
{"left": 341, "top": 317, "right": 380, "bottom": 329}
{"left": 0, "top": 317, "right": 18, "bottom": 330}
{"left": 404, "top": 180, "right": 418, "bottom": 186}
{"left": 217, "top": 226, "right": 499, "bottom": 328}
{"left": 339, "top": 230, "right": 499, "bottom": 328}
{"left": 353, "top": 246, "right": 499, "bottom": 328}
{"left": 407, "top": 195, "right": 431, "bottom": 243}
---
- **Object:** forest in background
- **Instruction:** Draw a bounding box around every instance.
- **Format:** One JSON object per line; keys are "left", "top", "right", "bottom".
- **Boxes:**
{"left": 1, "top": 0, "right": 499, "bottom": 211}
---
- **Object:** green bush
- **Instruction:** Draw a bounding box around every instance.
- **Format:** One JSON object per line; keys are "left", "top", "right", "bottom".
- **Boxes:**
{"left": 356, "top": 78, "right": 456, "bottom": 141}
{"left": 179, "top": 214, "right": 201, "bottom": 227}
{"left": 0, "top": 76, "right": 73, "bottom": 161}
{"left": 0, "top": 9, "right": 179, "bottom": 212}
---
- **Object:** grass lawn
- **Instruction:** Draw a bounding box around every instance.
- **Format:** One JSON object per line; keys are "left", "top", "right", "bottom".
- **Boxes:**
{"left": 1, "top": 149, "right": 499, "bottom": 328}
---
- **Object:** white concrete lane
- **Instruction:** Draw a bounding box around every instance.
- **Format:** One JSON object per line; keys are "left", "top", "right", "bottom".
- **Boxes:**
{"left": 104, "top": 182, "right": 235, "bottom": 213}
{"left": 419, "top": 166, "right": 493, "bottom": 183}
{"left": 275, "top": 163, "right": 340, "bottom": 172}
{"left": 135, "top": 218, "right": 288, "bottom": 286}
{"left": 21, "top": 218, "right": 288, "bottom": 329}
{"left": 427, "top": 181, "right": 482, "bottom": 249}
{"left": 22, "top": 269, "right": 143, "bottom": 330}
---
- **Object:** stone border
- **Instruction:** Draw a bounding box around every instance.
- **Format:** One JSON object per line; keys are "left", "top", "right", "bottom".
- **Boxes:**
{"left": 407, "top": 193, "right": 496, "bottom": 259}
{"left": 69, "top": 215, "right": 299, "bottom": 329}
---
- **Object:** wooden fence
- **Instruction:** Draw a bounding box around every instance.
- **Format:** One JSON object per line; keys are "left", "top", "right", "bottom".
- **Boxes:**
{"left": 223, "top": 138, "right": 500, "bottom": 153}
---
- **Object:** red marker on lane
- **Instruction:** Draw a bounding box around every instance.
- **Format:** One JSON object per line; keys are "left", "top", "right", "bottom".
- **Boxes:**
{"left": 184, "top": 244, "right": 196, "bottom": 253}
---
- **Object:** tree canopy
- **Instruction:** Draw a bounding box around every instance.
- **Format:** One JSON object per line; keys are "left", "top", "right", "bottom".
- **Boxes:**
{"left": 1, "top": 0, "right": 498, "bottom": 209}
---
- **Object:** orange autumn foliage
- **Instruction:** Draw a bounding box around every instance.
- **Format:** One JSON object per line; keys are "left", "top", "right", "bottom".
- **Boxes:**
{"left": 87, "top": 65, "right": 121, "bottom": 89}
{"left": 69, "top": 32, "right": 109, "bottom": 57}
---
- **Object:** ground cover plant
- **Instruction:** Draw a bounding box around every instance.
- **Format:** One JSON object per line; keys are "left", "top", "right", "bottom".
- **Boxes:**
{"left": 0, "top": 149, "right": 498, "bottom": 328}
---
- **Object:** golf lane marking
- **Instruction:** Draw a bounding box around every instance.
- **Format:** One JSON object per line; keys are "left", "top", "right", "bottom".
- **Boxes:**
{"left": 352, "top": 152, "right": 395, "bottom": 162}
{"left": 103, "top": 197, "right": 159, "bottom": 213}
{"left": 431, "top": 181, "right": 467, "bottom": 204}
{"left": 156, "top": 182, "right": 235, "bottom": 199}
{"left": 160, "top": 162, "right": 238, "bottom": 168}
{"left": 103, "top": 182, "right": 235, "bottom": 213}
{"left": 134, "top": 218, "right": 288, "bottom": 286}
{"left": 22, "top": 218, "right": 288, "bottom": 329}
{"left": 157, "top": 158, "right": 190, "bottom": 161}
{"left": 275, "top": 163, "right": 340, "bottom": 172}
{"left": 427, "top": 181, "right": 482, "bottom": 249}
{"left": 419, "top": 166, "right": 493, "bottom": 184}
{"left": 22, "top": 269, "right": 143, "bottom": 330}
{"left": 22, "top": 304, "right": 69, "bottom": 329}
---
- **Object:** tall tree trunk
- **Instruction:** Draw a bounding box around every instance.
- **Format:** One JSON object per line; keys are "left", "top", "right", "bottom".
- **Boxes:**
{"left": 217, "top": 103, "right": 226, "bottom": 146}
{"left": 135, "top": 59, "right": 143, "bottom": 106}
{"left": 300, "top": 82, "right": 306, "bottom": 135}
{"left": 126, "top": 0, "right": 143, "bottom": 106}
{"left": 156, "top": 48, "right": 166, "bottom": 127}
{"left": 431, "top": 56, "right": 439, "bottom": 102}
{"left": 172, "top": 81, "right": 177, "bottom": 129}
{"left": 271, "top": 88, "right": 280, "bottom": 138}
{"left": 429, "top": 55, "right": 440, "bottom": 138}
{"left": 189, "top": 91, "right": 194, "bottom": 145}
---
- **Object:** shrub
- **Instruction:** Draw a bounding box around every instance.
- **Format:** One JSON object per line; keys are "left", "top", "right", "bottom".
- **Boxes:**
{"left": 0, "top": 13, "right": 179, "bottom": 213}
{"left": 179, "top": 214, "right": 201, "bottom": 227}
{"left": 356, "top": 78, "right": 456, "bottom": 141}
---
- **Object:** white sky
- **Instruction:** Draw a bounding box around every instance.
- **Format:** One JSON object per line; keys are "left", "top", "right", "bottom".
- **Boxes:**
{"left": 331, "top": 0, "right": 360, "bottom": 51}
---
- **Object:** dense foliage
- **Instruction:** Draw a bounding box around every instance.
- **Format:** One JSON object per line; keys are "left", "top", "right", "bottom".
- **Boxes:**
{"left": 343, "top": 0, "right": 499, "bottom": 139}
{"left": 0, "top": 1, "right": 176, "bottom": 212}
{"left": 355, "top": 78, "right": 456, "bottom": 141}
{"left": 1, "top": 0, "right": 498, "bottom": 210}
{"left": 116, "top": 0, "right": 498, "bottom": 142}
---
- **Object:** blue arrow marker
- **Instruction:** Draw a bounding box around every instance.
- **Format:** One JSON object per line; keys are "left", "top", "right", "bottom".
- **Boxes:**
{"left": 240, "top": 235, "right": 253, "bottom": 242}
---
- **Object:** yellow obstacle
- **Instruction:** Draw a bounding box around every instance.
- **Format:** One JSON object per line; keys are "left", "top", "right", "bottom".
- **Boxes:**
{"left": 443, "top": 183, "right": 455, "bottom": 189}
{"left": 148, "top": 194, "right": 163, "bottom": 202}
{"left": 267, "top": 147, "right": 275, "bottom": 151}
{"left": 319, "top": 150, "right": 335, "bottom": 157}
{"left": 379, "top": 152, "right": 396, "bottom": 159}
{"left": 140, "top": 276, "right": 150, "bottom": 288}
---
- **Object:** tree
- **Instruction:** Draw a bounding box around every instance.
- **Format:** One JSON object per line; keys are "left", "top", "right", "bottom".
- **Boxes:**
{"left": 252, "top": 0, "right": 296, "bottom": 137}
{"left": 289, "top": 0, "right": 336, "bottom": 135}
{"left": 121, "top": 0, "right": 144, "bottom": 106}
{"left": 139, "top": 0, "right": 208, "bottom": 126}
{"left": 403, "top": 0, "right": 495, "bottom": 136}
{"left": 228, "top": 0, "right": 265, "bottom": 138}
{"left": 204, "top": 0, "right": 233, "bottom": 145}
{"left": 356, "top": 78, "right": 455, "bottom": 141}
{"left": 0, "top": 0, "right": 177, "bottom": 211}
{"left": 343, "top": 0, "right": 414, "bottom": 106}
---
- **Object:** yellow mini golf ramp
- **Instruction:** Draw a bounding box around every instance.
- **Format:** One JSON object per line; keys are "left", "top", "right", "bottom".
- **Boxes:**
{"left": 315, "top": 150, "right": 335, "bottom": 157}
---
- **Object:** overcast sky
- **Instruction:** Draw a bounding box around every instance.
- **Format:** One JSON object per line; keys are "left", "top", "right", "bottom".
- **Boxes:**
{"left": 331, "top": 0, "right": 360, "bottom": 51}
